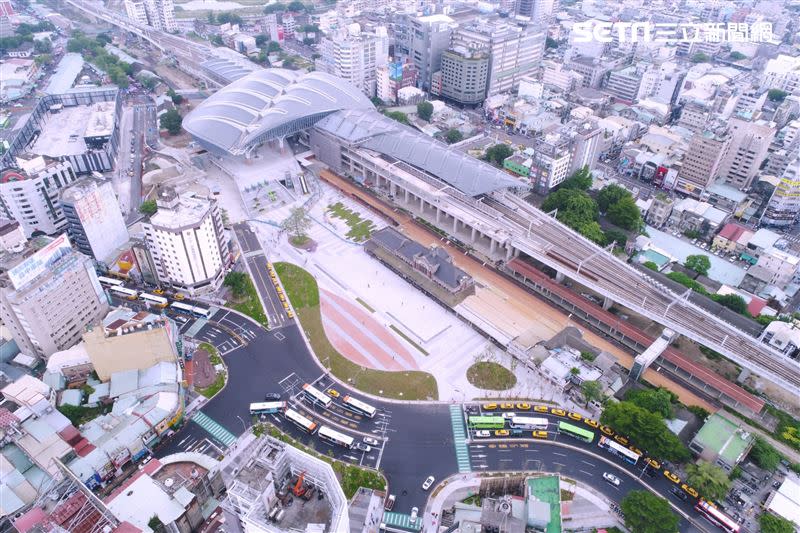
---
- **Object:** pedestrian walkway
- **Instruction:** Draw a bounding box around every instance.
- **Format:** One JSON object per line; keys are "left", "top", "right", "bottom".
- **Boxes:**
{"left": 191, "top": 411, "right": 237, "bottom": 448}
{"left": 186, "top": 318, "right": 208, "bottom": 338}
{"left": 381, "top": 511, "right": 422, "bottom": 531}
{"left": 449, "top": 405, "right": 471, "bottom": 473}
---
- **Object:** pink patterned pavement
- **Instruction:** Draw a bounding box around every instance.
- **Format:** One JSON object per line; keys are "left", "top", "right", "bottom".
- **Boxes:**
{"left": 320, "top": 288, "right": 419, "bottom": 371}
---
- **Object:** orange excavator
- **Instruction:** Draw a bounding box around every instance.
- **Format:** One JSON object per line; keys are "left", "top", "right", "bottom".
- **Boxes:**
{"left": 291, "top": 472, "right": 306, "bottom": 497}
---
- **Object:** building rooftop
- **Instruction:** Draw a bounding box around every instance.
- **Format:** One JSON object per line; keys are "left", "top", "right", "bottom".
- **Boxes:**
{"left": 30, "top": 101, "right": 115, "bottom": 157}
{"left": 149, "top": 193, "right": 212, "bottom": 230}
{"left": 717, "top": 223, "right": 750, "bottom": 242}
{"left": 768, "top": 475, "right": 800, "bottom": 527}
{"left": 692, "top": 413, "right": 753, "bottom": 464}
{"left": 43, "top": 53, "right": 84, "bottom": 95}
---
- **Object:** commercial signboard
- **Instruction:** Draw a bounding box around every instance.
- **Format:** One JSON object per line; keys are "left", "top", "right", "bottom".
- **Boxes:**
{"left": 8, "top": 233, "right": 72, "bottom": 290}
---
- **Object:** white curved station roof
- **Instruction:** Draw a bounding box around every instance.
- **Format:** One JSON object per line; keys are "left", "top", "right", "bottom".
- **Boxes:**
{"left": 183, "top": 69, "right": 373, "bottom": 154}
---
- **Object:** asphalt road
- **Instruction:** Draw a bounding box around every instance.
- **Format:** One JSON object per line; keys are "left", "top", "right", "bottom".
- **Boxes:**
{"left": 144, "top": 224, "right": 722, "bottom": 532}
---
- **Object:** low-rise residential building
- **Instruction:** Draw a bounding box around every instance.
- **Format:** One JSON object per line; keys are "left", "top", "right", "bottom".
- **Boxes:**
{"left": 760, "top": 321, "right": 800, "bottom": 359}
{"left": 741, "top": 228, "right": 781, "bottom": 264}
{"left": 646, "top": 193, "right": 673, "bottom": 228}
{"left": 689, "top": 412, "right": 754, "bottom": 472}
{"left": 83, "top": 308, "right": 179, "bottom": 381}
{"left": 712, "top": 223, "right": 753, "bottom": 253}
{"left": 667, "top": 198, "right": 729, "bottom": 239}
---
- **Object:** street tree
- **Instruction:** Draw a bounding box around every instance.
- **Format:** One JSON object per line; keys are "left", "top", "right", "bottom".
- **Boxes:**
{"left": 748, "top": 437, "right": 782, "bottom": 471}
{"left": 601, "top": 401, "right": 690, "bottom": 461}
{"left": 767, "top": 89, "right": 788, "bottom": 103}
{"left": 282, "top": 207, "right": 311, "bottom": 243}
{"left": 603, "top": 228, "right": 628, "bottom": 249}
{"left": 559, "top": 165, "right": 592, "bottom": 190}
{"left": 685, "top": 254, "right": 711, "bottom": 276}
{"left": 620, "top": 491, "right": 679, "bottom": 533}
{"left": 139, "top": 200, "right": 158, "bottom": 216}
{"left": 417, "top": 100, "right": 434, "bottom": 121}
{"left": 485, "top": 144, "right": 513, "bottom": 166}
{"left": 224, "top": 271, "right": 248, "bottom": 299}
{"left": 384, "top": 111, "right": 409, "bottom": 125}
{"left": 581, "top": 380, "right": 603, "bottom": 405}
{"left": 267, "top": 41, "right": 281, "bottom": 52}
{"left": 159, "top": 109, "right": 183, "bottom": 135}
{"left": 759, "top": 513, "right": 795, "bottom": 533}
{"left": 711, "top": 293, "right": 748, "bottom": 315}
{"left": 685, "top": 461, "right": 731, "bottom": 501}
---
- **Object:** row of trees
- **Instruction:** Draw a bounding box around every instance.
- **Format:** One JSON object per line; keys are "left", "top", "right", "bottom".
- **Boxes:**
{"left": 67, "top": 31, "right": 132, "bottom": 88}
{"left": 600, "top": 401, "right": 689, "bottom": 462}
{"left": 263, "top": 1, "right": 308, "bottom": 14}
{"left": 0, "top": 20, "right": 54, "bottom": 51}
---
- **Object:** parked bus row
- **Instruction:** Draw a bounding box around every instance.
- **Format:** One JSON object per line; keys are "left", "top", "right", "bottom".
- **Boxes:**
{"left": 479, "top": 402, "right": 738, "bottom": 531}
{"left": 98, "top": 277, "right": 211, "bottom": 318}
{"left": 257, "top": 404, "right": 378, "bottom": 452}
{"left": 301, "top": 383, "right": 377, "bottom": 418}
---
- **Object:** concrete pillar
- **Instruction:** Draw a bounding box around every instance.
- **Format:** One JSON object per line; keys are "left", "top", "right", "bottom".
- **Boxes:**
{"left": 436, "top": 208, "right": 441, "bottom": 224}
{"left": 602, "top": 296, "right": 613, "bottom": 310}
{"left": 420, "top": 196, "right": 425, "bottom": 211}
{"left": 555, "top": 271, "right": 565, "bottom": 283}
{"left": 404, "top": 188, "right": 409, "bottom": 202}
{"left": 453, "top": 217, "right": 458, "bottom": 233}
{"left": 505, "top": 244, "right": 513, "bottom": 260}
{"left": 390, "top": 182, "right": 397, "bottom": 196}
{"left": 471, "top": 226, "right": 477, "bottom": 242}
{"left": 490, "top": 239, "right": 497, "bottom": 254}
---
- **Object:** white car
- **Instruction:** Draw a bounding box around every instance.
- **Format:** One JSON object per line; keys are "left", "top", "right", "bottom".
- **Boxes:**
{"left": 475, "top": 430, "right": 491, "bottom": 438}
{"left": 603, "top": 472, "right": 621, "bottom": 486}
{"left": 501, "top": 412, "right": 515, "bottom": 420}
{"left": 410, "top": 506, "right": 419, "bottom": 524}
{"left": 422, "top": 475, "right": 435, "bottom": 490}
{"left": 363, "top": 436, "right": 380, "bottom": 447}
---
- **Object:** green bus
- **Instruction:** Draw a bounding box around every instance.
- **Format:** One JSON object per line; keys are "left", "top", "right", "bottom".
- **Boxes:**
{"left": 468, "top": 416, "right": 506, "bottom": 429}
{"left": 558, "top": 421, "right": 594, "bottom": 443}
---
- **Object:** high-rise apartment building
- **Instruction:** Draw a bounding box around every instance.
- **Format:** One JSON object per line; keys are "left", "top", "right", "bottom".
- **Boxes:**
{"left": 317, "top": 24, "right": 389, "bottom": 97}
{"left": 762, "top": 157, "right": 800, "bottom": 227}
{"left": 675, "top": 129, "right": 731, "bottom": 197}
{"left": 515, "top": 0, "right": 555, "bottom": 23}
{"left": 0, "top": 234, "right": 109, "bottom": 359}
{"left": 394, "top": 14, "right": 457, "bottom": 91}
{"left": 719, "top": 118, "right": 776, "bottom": 189}
{"left": 568, "top": 119, "right": 602, "bottom": 174}
{"left": 450, "top": 20, "right": 545, "bottom": 97}
{"left": 124, "top": 0, "right": 176, "bottom": 32}
{"left": 761, "top": 55, "right": 800, "bottom": 95}
{"left": 60, "top": 176, "right": 130, "bottom": 263}
{"left": 0, "top": 155, "right": 78, "bottom": 237}
{"left": 605, "top": 65, "right": 643, "bottom": 103}
{"left": 143, "top": 187, "right": 229, "bottom": 294}
{"left": 530, "top": 133, "right": 573, "bottom": 194}
{"left": 437, "top": 47, "right": 489, "bottom": 105}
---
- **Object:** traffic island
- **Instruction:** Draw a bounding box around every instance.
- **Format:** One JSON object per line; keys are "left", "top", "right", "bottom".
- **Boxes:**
{"left": 194, "top": 343, "right": 227, "bottom": 399}
{"left": 467, "top": 361, "right": 517, "bottom": 390}
{"left": 224, "top": 272, "right": 269, "bottom": 327}
{"left": 274, "top": 261, "right": 438, "bottom": 400}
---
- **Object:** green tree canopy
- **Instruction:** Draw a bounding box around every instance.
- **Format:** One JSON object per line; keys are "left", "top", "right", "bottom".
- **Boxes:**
{"left": 267, "top": 40, "right": 281, "bottom": 52}
{"left": 729, "top": 51, "right": 747, "bottom": 61}
{"left": 597, "top": 184, "right": 630, "bottom": 212}
{"left": 581, "top": 380, "right": 603, "bottom": 405}
{"left": 384, "top": 111, "right": 409, "bottom": 125}
{"left": 607, "top": 195, "right": 643, "bottom": 231}
{"left": 685, "top": 461, "right": 731, "bottom": 501}
{"left": 759, "top": 513, "right": 796, "bottom": 533}
{"left": 542, "top": 188, "right": 605, "bottom": 244}
{"left": 643, "top": 260, "right": 659, "bottom": 271}
{"left": 286, "top": 0, "right": 306, "bottom": 11}
{"left": 485, "top": 144, "right": 514, "bottom": 166}
{"left": 255, "top": 34, "right": 268, "bottom": 46}
{"left": 282, "top": 207, "right": 311, "bottom": 240}
{"left": 691, "top": 52, "right": 710, "bottom": 63}
{"left": 604, "top": 228, "right": 628, "bottom": 249}
{"left": 559, "top": 165, "right": 592, "bottom": 190}
{"left": 711, "top": 293, "right": 748, "bottom": 314}
{"left": 625, "top": 387, "right": 674, "bottom": 419}
{"left": 748, "top": 437, "right": 783, "bottom": 471}
{"left": 601, "top": 401, "right": 690, "bottom": 461}
{"left": 159, "top": 109, "right": 183, "bottom": 135}
{"left": 444, "top": 128, "right": 463, "bottom": 144}
{"left": 545, "top": 36, "right": 558, "bottom": 49}
{"left": 224, "top": 271, "right": 249, "bottom": 298}
{"left": 767, "top": 89, "right": 788, "bottom": 103}
{"left": 139, "top": 199, "right": 158, "bottom": 216}
{"left": 264, "top": 2, "right": 285, "bottom": 13}
{"left": 685, "top": 254, "right": 711, "bottom": 276}
{"left": 620, "top": 491, "right": 679, "bottom": 533}
{"left": 166, "top": 88, "right": 183, "bottom": 105}
{"left": 417, "top": 100, "right": 433, "bottom": 121}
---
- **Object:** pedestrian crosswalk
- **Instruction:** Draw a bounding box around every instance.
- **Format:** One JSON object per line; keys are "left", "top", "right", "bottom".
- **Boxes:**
{"left": 191, "top": 411, "right": 237, "bottom": 448}
{"left": 449, "top": 405, "right": 471, "bottom": 473}
{"left": 382, "top": 511, "right": 422, "bottom": 531}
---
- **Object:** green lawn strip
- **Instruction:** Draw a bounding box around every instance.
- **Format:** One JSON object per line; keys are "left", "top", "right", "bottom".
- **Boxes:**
{"left": 226, "top": 275, "right": 268, "bottom": 327}
{"left": 275, "top": 262, "right": 438, "bottom": 400}
{"left": 389, "top": 325, "right": 429, "bottom": 356}
{"left": 467, "top": 361, "right": 517, "bottom": 390}
{"left": 198, "top": 371, "right": 226, "bottom": 399}
{"left": 264, "top": 425, "right": 385, "bottom": 498}
{"left": 355, "top": 297, "right": 375, "bottom": 313}
{"left": 199, "top": 342, "right": 221, "bottom": 365}
{"left": 327, "top": 202, "right": 375, "bottom": 242}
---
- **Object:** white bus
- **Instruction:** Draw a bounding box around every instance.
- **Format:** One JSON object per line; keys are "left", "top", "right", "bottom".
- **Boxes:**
{"left": 598, "top": 436, "right": 640, "bottom": 465}
{"left": 110, "top": 286, "right": 139, "bottom": 300}
{"left": 140, "top": 293, "right": 168, "bottom": 308}
{"left": 170, "top": 301, "right": 211, "bottom": 319}
{"left": 250, "top": 401, "right": 286, "bottom": 415}
{"left": 284, "top": 408, "right": 318, "bottom": 434}
{"left": 318, "top": 425, "right": 354, "bottom": 448}
{"left": 97, "top": 276, "right": 124, "bottom": 287}
{"left": 509, "top": 416, "right": 549, "bottom": 430}
{"left": 342, "top": 395, "right": 377, "bottom": 418}
{"left": 302, "top": 383, "right": 332, "bottom": 408}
